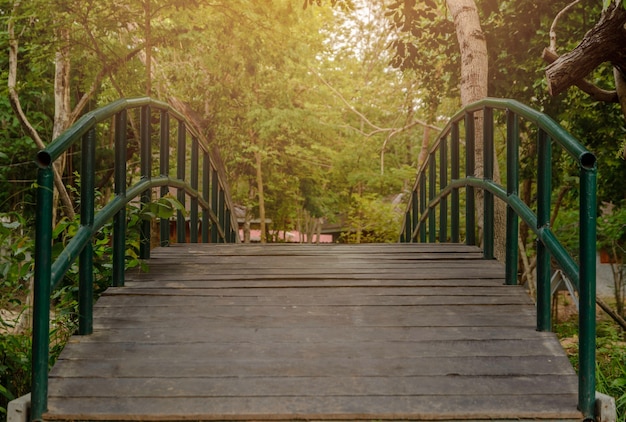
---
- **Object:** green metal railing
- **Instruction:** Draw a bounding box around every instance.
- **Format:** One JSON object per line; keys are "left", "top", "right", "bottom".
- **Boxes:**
{"left": 31, "top": 97, "right": 239, "bottom": 421}
{"left": 400, "top": 98, "right": 597, "bottom": 420}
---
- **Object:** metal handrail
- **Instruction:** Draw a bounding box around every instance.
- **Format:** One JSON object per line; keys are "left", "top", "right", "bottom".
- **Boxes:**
{"left": 31, "top": 97, "right": 240, "bottom": 421}
{"left": 400, "top": 97, "right": 597, "bottom": 420}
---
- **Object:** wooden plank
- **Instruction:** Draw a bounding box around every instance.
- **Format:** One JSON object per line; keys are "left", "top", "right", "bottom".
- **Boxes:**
{"left": 93, "top": 293, "right": 534, "bottom": 306}
{"left": 44, "top": 243, "right": 582, "bottom": 422}
{"left": 44, "top": 395, "right": 581, "bottom": 421}
{"left": 70, "top": 325, "right": 559, "bottom": 343}
{"left": 48, "top": 374, "right": 579, "bottom": 397}
{"left": 49, "top": 355, "right": 576, "bottom": 378}
{"left": 100, "top": 285, "right": 530, "bottom": 298}
{"left": 55, "top": 338, "right": 568, "bottom": 360}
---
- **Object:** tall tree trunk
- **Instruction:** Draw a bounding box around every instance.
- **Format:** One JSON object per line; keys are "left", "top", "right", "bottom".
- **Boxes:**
{"left": 447, "top": 0, "right": 505, "bottom": 261}
{"left": 144, "top": 0, "right": 152, "bottom": 96}
{"left": 51, "top": 27, "right": 73, "bottom": 225}
{"left": 254, "top": 150, "right": 267, "bottom": 243}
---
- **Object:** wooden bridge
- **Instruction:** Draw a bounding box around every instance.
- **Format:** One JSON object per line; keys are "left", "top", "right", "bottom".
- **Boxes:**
{"left": 44, "top": 243, "right": 581, "bottom": 421}
{"left": 30, "top": 98, "right": 601, "bottom": 421}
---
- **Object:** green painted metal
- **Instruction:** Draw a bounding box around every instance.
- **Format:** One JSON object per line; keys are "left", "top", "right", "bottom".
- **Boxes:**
{"left": 190, "top": 137, "right": 199, "bottom": 243}
{"left": 450, "top": 122, "right": 460, "bottom": 243}
{"left": 31, "top": 97, "right": 239, "bottom": 422}
{"left": 482, "top": 107, "right": 494, "bottom": 260}
{"left": 113, "top": 110, "right": 127, "bottom": 287}
{"left": 579, "top": 165, "right": 597, "bottom": 421}
{"left": 31, "top": 168, "right": 53, "bottom": 422}
{"left": 140, "top": 105, "right": 152, "bottom": 260}
{"left": 78, "top": 129, "right": 96, "bottom": 336}
{"left": 400, "top": 97, "right": 597, "bottom": 420}
{"left": 505, "top": 110, "right": 519, "bottom": 285}
{"left": 211, "top": 168, "right": 219, "bottom": 243}
{"left": 160, "top": 110, "right": 171, "bottom": 247}
{"left": 177, "top": 121, "right": 187, "bottom": 244}
{"left": 428, "top": 153, "right": 436, "bottom": 243}
{"left": 439, "top": 137, "right": 448, "bottom": 242}
{"left": 202, "top": 154, "right": 210, "bottom": 243}
{"left": 464, "top": 111, "right": 476, "bottom": 246}
{"left": 536, "top": 129, "right": 552, "bottom": 331}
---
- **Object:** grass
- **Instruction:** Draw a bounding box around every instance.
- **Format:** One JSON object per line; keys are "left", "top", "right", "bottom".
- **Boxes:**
{"left": 555, "top": 302, "right": 626, "bottom": 421}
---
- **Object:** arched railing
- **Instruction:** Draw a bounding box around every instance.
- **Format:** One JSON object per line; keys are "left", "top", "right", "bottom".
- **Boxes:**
{"left": 31, "top": 97, "right": 239, "bottom": 421}
{"left": 400, "top": 98, "right": 597, "bottom": 420}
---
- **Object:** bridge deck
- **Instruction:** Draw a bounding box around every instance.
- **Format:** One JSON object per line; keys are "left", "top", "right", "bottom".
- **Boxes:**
{"left": 45, "top": 243, "right": 582, "bottom": 421}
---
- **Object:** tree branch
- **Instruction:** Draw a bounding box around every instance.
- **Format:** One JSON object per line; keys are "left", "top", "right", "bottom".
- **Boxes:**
{"left": 543, "top": 48, "right": 619, "bottom": 103}
{"left": 8, "top": 2, "right": 75, "bottom": 220}
{"left": 545, "top": 3, "right": 626, "bottom": 96}
{"left": 548, "top": 0, "right": 582, "bottom": 53}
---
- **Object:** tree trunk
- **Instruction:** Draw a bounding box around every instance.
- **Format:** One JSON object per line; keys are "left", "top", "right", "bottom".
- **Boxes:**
{"left": 51, "top": 27, "right": 73, "bottom": 224}
{"left": 144, "top": 0, "right": 152, "bottom": 96}
{"left": 446, "top": 0, "right": 509, "bottom": 260}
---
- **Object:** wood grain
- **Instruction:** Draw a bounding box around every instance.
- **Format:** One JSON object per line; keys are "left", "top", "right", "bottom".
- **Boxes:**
{"left": 44, "top": 243, "right": 582, "bottom": 421}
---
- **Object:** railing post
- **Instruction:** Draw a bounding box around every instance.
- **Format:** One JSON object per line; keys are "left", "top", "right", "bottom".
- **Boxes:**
{"left": 113, "top": 110, "right": 127, "bottom": 287}
{"left": 411, "top": 190, "right": 418, "bottom": 242}
{"left": 190, "top": 137, "right": 199, "bottom": 243}
{"left": 219, "top": 188, "right": 226, "bottom": 243}
{"left": 202, "top": 153, "right": 210, "bottom": 243}
{"left": 505, "top": 110, "right": 519, "bottom": 285}
{"left": 160, "top": 110, "right": 170, "bottom": 247}
{"left": 578, "top": 162, "right": 597, "bottom": 420}
{"left": 450, "top": 122, "right": 460, "bottom": 243}
{"left": 402, "top": 212, "right": 410, "bottom": 243}
{"left": 78, "top": 128, "right": 95, "bottom": 335}
{"left": 439, "top": 136, "right": 448, "bottom": 242}
{"left": 419, "top": 175, "right": 426, "bottom": 242}
{"left": 482, "top": 107, "right": 494, "bottom": 259}
{"left": 31, "top": 167, "right": 54, "bottom": 422}
{"left": 465, "top": 112, "right": 476, "bottom": 246}
{"left": 536, "top": 129, "right": 551, "bottom": 331}
{"left": 211, "top": 167, "right": 219, "bottom": 243}
{"left": 140, "top": 105, "right": 152, "bottom": 259}
{"left": 428, "top": 153, "right": 436, "bottom": 243}
{"left": 177, "top": 121, "right": 186, "bottom": 243}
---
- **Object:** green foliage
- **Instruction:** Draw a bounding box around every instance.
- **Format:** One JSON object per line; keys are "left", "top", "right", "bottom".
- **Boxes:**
{"left": 343, "top": 194, "right": 402, "bottom": 243}
{"left": 557, "top": 317, "right": 626, "bottom": 421}
{"left": 597, "top": 203, "right": 626, "bottom": 316}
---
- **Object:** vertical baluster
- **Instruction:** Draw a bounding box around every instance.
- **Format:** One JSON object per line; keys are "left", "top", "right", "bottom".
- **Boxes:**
{"left": 411, "top": 190, "right": 418, "bottom": 242}
{"left": 483, "top": 107, "right": 494, "bottom": 259}
{"left": 465, "top": 112, "right": 476, "bottom": 245}
{"left": 451, "top": 121, "right": 460, "bottom": 243}
{"left": 31, "top": 166, "right": 54, "bottom": 422}
{"left": 113, "top": 110, "right": 127, "bottom": 287}
{"left": 190, "top": 137, "right": 199, "bottom": 243}
{"left": 428, "top": 153, "right": 436, "bottom": 243}
{"left": 78, "top": 128, "right": 96, "bottom": 335}
{"left": 177, "top": 121, "right": 186, "bottom": 243}
{"left": 202, "top": 153, "right": 210, "bottom": 243}
{"left": 536, "top": 128, "right": 551, "bottom": 331}
{"left": 219, "top": 187, "right": 226, "bottom": 243}
{"left": 159, "top": 110, "right": 170, "bottom": 247}
{"left": 578, "top": 160, "right": 597, "bottom": 420}
{"left": 439, "top": 136, "right": 448, "bottom": 242}
{"left": 419, "top": 175, "right": 427, "bottom": 242}
{"left": 211, "top": 167, "right": 219, "bottom": 243}
{"left": 505, "top": 110, "right": 519, "bottom": 284}
{"left": 140, "top": 105, "right": 152, "bottom": 259}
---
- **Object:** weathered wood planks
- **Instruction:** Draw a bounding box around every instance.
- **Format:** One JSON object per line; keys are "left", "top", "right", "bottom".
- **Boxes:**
{"left": 44, "top": 243, "right": 582, "bottom": 421}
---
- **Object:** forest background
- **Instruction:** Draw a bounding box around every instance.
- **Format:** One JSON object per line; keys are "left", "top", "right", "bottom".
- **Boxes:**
{"left": 1, "top": 0, "right": 626, "bottom": 419}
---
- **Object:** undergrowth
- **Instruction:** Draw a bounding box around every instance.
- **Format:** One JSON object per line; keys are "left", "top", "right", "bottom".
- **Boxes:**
{"left": 556, "top": 311, "right": 626, "bottom": 420}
